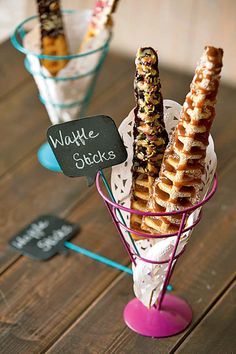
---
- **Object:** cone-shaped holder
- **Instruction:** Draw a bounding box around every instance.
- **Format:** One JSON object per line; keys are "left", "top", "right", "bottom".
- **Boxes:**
{"left": 96, "top": 172, "right": 217, "bottom": 338}
{"left": 11, "top": 10, "right": 111, "bottom": 171}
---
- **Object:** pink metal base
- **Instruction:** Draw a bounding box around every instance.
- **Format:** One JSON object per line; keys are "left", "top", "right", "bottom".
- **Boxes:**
{"left": 123, "top": 294, "right": 192, "bottom": 338}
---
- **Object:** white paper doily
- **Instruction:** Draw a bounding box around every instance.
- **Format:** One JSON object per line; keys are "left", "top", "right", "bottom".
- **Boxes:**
{"left": 111, "top": 100, "right": 217, "bottom": 307}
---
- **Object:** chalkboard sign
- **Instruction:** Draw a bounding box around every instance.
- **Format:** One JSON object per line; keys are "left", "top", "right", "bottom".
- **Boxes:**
{"left": 47, "top": 115, "right": 128, "bottom": 186}
{"left": 9, "top": 215, "right": 79, "bottom": 260}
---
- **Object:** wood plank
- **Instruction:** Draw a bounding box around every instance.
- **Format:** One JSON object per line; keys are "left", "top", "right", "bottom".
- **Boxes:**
{"left": 0, "top": 41, "right": 30, "bottom": 100}
{"left": 0, "top": 51, "right": 134, "bottom": 268}
{"left": 0, "top": 82, "right": 48, "bottom": 176}
{"left": 0, "top": 156, "right": 83, "bottom": 272}
{"left": 0, "top": 191, "right": 130, "bottom": 354}
{"left": 210, "top": 83, "right": 236, "bottom": 170}
{"left": 1, "top": 50, "right": 235, "bottom": 353}
{"left": 0, "top": 69, "right": 133, "bottom": 273}
{"left": 175, "top": 280, "right": 236, "bottom": 354}
{"left": 0, "top": 56, "right": 131, "bottom": 352}
{"left": 103, "top": 159, "right": 236, "bottom": 353}
{"left": 47, "top": 273, "right": 131, "bottom": 354}
{"left": 46, "top": 159, "right": 236, "bottom": 353}
{"left": 0, "top": 50, "right": 134, "bottom": 177}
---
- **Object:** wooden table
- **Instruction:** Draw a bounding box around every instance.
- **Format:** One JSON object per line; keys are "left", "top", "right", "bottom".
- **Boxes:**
{"left": 0, "top": 40, "right": 235, "bottom": 354}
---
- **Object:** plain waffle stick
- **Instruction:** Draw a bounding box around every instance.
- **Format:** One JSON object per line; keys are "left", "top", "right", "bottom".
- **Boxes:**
{"left": 143, "top": 46, "right": 223, "bottom": 234}
{"left": 37, "top": 0, "right": 69, "bottom": 76}
{"left": 130, "top": 47, "right": 168, "bottom": 240}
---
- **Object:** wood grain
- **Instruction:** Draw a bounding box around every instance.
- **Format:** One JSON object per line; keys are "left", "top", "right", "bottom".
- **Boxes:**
{"left": 176, "top": 280, "right": 236, "bottom": 354}
{"left": 0, "top": 39, "right": 236, "bottom": 354}
{"left": 0, "top": 41, "right": 134, "bottom": 176}
{"left": 0, "top": 43, "right": 134, "bottom": 273}
{"left": 0, "top": 82, "right": 48, "bottom": 176}
{"left": 45, "top": 161, "right": 236, "bottom": 354}
{"left": 0, "top": 191, "right": 129, "bottom": 354}
{"left": 0, "top": 40, "right": 30, "bottom": 100}
{"left": 0, "top": 157, "right": 83, "bottom": 272}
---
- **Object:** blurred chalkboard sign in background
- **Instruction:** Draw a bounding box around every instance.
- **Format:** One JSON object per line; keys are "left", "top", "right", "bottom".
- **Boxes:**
{"left": 9, "top": 215, "right": 79, "bottom": 260}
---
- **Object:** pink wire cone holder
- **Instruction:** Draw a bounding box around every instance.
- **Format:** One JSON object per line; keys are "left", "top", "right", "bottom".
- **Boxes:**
{"left": 96, "top": 172, "right": 218, "bottom": 338}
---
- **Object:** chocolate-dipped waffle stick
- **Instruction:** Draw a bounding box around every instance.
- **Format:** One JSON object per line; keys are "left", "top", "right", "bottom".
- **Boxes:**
{"left": 36, "top": 0, "right": 69, "bottom": 76}
{"left": 80, "top": 0, "right": 119, "bottom": 50}
{"left": 144, "top": 46, "right": 223, "bottom": 234}
{"left": 130, "top": 47, "right": 168, "bottom": 240}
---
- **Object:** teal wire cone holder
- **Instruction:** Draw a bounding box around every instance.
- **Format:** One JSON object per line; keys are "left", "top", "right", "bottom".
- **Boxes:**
{"left": 11, "top": 10, "right": 111, "bottom": 172}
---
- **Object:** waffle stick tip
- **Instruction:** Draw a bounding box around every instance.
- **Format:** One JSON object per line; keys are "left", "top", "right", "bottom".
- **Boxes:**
{"left": 143, "top": 46, "right": 223, "bottom": 234}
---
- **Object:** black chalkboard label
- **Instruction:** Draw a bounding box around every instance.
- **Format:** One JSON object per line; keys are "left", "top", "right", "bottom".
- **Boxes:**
{"left": 47, "top": 115, "right": 128, "bottom": 186}
{"left": 9, "top": 215, "right": 79, "bottom": 260}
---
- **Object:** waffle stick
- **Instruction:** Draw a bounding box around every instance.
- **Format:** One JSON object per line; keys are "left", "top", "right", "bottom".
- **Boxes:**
{"left": 130, "top": 47, "right": 168, "bottom": 239}
{"left": 80, "top": 0, "right": 119, "bottom": 50}
{"left": 37, "top": 0, "right": 69, "bottom": 76}
{"left": 143, "top": 46, "right": 223, "bottom": 234}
